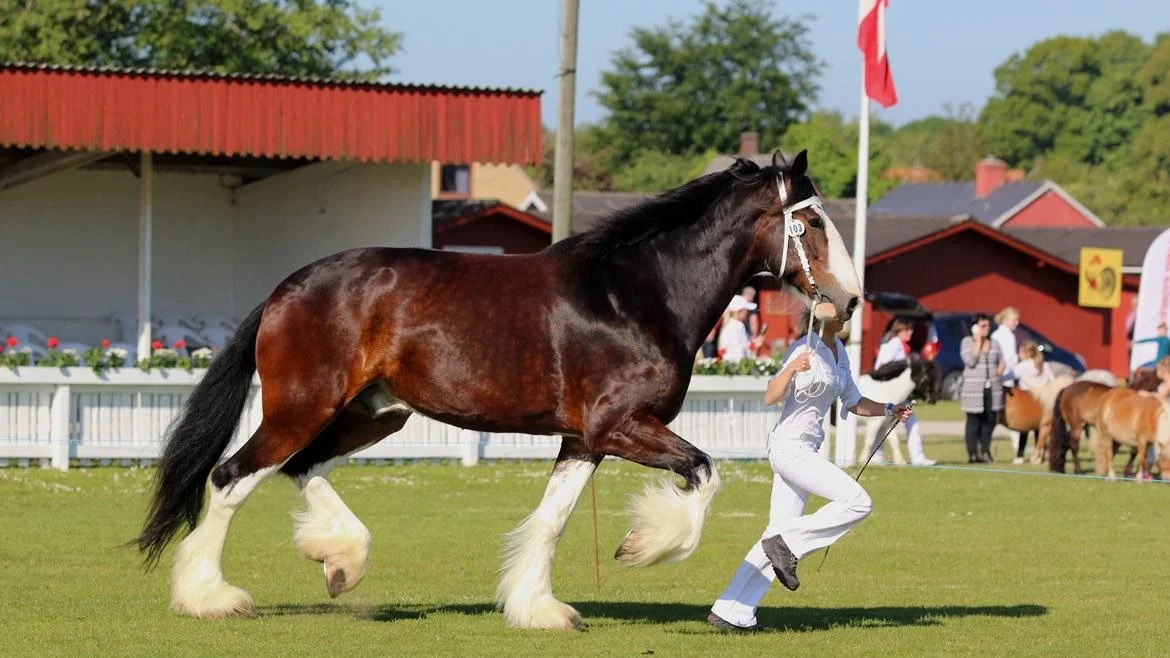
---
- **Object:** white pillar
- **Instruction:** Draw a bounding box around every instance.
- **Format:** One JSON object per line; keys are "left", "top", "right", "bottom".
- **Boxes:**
{"left": 419, "top": 162, "right": 433, "bottom": 249}
{"left": 136, "top": 152, "right": 153, "bottom": 360}
{"left": 838, "top": 61, "right": 872, "bottom": 468}
{"left": 460, "top": 429, "right": 481, "bottom": 467}
{"left": 49, "top": 384, "right": 71, "bottom": 471}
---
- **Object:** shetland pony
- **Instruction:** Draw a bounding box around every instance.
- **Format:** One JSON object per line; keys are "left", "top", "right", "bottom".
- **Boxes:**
{"left": 132, "top": 152, "right": 863, "bottom": 629}
{"left": 1093, "top": 388, "right": 1170, "bottom": 480}
{"left": 856, "top": 355, "right": 940, "bottom": 464}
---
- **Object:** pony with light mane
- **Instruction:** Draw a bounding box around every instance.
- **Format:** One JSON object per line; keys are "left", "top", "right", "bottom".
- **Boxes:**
{"left": 131, "top": 151, "right": 863, "bottom": 630}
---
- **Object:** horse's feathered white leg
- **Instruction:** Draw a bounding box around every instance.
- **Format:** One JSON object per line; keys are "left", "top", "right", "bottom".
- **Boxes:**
{"left": 497, "top": 456, "right": 598, "bottom": 630}
{"left": 170, "top": 466, "right": 278, "bottom": 618}
{"left": 615, "top": 464, "right": 721, "bottom": 567}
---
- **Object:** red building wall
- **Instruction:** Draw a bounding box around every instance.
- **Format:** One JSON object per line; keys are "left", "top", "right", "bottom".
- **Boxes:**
{"left": 863, "top": 230, "right": 1131, "bottom": 375}
{"left": 1000, "top": 190, "right": 1097, "bottom": 228}
{"left": 433, "top": 215, "right": 551, "bottom": 254}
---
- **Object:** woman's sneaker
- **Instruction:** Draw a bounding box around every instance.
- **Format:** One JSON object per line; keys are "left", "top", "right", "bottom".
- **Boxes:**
{"left": 760, "top": 534, "right": 800, "bottom": 591}
{"left": 706, "top": 612, "right": 764, "bottom": 633}
{"left": 1012, "top": 457, "right": 1025, "bottom": 465}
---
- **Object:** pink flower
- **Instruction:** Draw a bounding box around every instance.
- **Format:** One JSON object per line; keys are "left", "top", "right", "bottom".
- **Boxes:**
{"left": 47, "top": 336, "right": 59, "bottom": 349}
{"left": 101, "top": 339, "right": 111, "bottom": 349}
{"left": 173, "top": 339, "right": 186, "bottom": 350}
{"left": 6, "top": 336, "right": 17, "bottom": 348}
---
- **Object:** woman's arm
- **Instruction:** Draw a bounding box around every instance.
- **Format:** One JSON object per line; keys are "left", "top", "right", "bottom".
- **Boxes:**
{"left": 960, "top": 336, "right": 980, "bottom": 368}
{"left": 764, "top": 350, "right": 810, "bottom": 405}
{"left": 849, "top": 397, "right": 912, "bottom": 420}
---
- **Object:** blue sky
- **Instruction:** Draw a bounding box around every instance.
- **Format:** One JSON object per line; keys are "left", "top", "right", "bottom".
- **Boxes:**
{"left": 377, "top": 0, "right": 1170, "bottom": 128}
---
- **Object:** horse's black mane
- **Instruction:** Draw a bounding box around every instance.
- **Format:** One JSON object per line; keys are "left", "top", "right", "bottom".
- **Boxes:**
{"left": 569, "top": 157, "right": 816, "bottom": 259}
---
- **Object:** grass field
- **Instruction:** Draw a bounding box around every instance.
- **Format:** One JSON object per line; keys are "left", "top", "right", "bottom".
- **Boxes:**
{"left": 2, "top": 436, "right": 1167, "bottom": 657}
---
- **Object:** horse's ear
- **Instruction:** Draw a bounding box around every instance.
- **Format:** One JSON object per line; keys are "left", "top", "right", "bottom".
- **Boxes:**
{"left": 792, "top": 149, "right": 808, "bottom": 178}
{"left": 772, "top": 149, "right": 788, "bottom": 168}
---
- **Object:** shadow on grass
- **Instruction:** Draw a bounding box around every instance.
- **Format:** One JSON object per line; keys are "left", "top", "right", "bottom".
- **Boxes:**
{"left": 257, "top": 601, "right": 1046, "bottom": 631}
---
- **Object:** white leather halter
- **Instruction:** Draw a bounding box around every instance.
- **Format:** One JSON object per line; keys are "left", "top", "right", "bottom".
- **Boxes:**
{"left": 777, "top": 172, "right": 836, "bottom": 404}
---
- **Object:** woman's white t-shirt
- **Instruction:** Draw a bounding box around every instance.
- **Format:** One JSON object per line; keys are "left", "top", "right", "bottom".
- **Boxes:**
{"left": 874, "top": 336, "right": 908, "bottom": 369}
{"left": 768, "top": 335, "right": 863, "bottom": 449}
{"left": 718, "top": 317, "right": 751, "bottom": 362}
{"left": 1013, "top": 359, "right": 1054, "bottom": 390}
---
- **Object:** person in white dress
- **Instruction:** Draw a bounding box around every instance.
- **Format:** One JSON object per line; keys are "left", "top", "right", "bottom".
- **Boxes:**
{"left": 992, "top": 307, "right": 1022, "bottom": 453}
{"left": 707, "top": 312, "right": 913, "bottom": 632}
{"left": 718, "top": 294, "right": 761, "bottom": 362}
{"left": 872, "top": 319, "right": 936, "bottom": 466}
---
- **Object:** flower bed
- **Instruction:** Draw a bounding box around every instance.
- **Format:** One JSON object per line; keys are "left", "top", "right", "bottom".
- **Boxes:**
{"left": 0, "top": 336, "right": 212, "bottom": 374}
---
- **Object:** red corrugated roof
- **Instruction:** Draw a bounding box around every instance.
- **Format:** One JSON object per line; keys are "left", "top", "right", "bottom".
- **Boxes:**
{"left": 0, "top": 63, "right": 542, "bottom": 165}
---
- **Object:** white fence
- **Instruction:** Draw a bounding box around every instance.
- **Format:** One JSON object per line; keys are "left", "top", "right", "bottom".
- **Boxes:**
{"left": 0, "top": 368, "right": 780, "bottom": 470}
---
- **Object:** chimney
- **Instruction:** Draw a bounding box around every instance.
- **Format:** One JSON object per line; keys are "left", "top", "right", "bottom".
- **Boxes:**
{"left": 975, "top": 157, "right": 1008, "bottom": 198}
{"left": 738, "top": 131, "right": 760, "bottom": 156}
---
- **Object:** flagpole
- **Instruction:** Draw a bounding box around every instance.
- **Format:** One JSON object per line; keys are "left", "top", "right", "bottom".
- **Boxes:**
{"left": 837, "top": 54, "right": 870, "bottom": 468}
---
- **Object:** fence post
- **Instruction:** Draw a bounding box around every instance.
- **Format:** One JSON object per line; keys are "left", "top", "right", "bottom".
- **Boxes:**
{"left": 460, "top": 429, "right": 480, "bottom": 467}
{"left": 49, "top": 384, "right": 71, "bottom": 471}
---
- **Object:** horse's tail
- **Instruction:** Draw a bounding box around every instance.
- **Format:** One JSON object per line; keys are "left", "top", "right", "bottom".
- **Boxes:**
{"left": 134, "top": 304, "right": 265, "bottom": 569}
{"left": 1049, "top": 388, "right": 1070, "bottom": 473}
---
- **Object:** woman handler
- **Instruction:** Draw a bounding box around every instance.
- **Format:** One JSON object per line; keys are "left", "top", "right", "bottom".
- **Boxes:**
{"left": 708, "top": 312, "right": 912, "bottom": 632}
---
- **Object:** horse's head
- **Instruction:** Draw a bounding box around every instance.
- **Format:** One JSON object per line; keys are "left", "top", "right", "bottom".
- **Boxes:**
{"left": 747, "top": 149, "right": 862, "bottom": 323}
{"left": 909, "top": 353, "right": 941, "bottom": 404}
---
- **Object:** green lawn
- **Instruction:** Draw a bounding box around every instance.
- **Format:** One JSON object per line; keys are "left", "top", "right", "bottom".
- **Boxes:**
{"left": 907, "top": 399, "right": 964, "bottom": 422}
{"left": 2, "top": 436, "right": 1166, "bottom": 657}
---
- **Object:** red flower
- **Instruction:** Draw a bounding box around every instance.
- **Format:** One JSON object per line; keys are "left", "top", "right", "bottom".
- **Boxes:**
{"left": 101, "top": 339, "right": 111, "bottom": 349}
{"left": 716, "top": 347, "right": 727, "bottom": 361}
{"left": 6, "top": 336, "right": 17, "bottom": 347}
{"left": 151, "top": 340, "right": 163, "bottom": 350}
{"left": 47, "top": 336, "right": 59, "bottom": 349}
{"left": 173, "top": 339, "right": 186, "bottom": 350}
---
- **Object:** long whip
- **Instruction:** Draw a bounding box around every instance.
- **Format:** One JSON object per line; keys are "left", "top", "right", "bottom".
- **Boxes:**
{"left": 816, "top": 401, "right": 912, "bottom": 572}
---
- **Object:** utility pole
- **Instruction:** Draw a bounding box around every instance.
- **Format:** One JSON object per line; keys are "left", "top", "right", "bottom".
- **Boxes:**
{"left": 551, "top": 0, "right": 579, "bottom": 243}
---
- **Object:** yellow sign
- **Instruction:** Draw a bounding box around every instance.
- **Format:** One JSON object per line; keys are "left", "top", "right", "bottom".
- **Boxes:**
{"left": 1078, "top": 247, "right": 1123, "bottom": 308}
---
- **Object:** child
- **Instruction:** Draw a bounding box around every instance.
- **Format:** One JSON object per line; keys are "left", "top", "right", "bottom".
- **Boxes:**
{"left": 1011, "top": 341, "right": 1054, "bottom": 465}
{"left": 1135, "top": 324, "right": 1170, "bottom": 372}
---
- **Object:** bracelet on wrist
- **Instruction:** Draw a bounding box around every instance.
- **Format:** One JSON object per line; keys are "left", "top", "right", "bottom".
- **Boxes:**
{"left": 884, "top": 402, "right": 895, "bottom": 416}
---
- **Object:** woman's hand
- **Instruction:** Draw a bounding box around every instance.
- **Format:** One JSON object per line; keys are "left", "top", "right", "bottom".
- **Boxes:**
{"left": 891, "top": 403, "right": 914, "bottom": 422}
{"left": 787, "top": 351, "right": 812, "bottom": 374}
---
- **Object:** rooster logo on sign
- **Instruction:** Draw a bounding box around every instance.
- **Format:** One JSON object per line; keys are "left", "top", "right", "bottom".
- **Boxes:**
{"left": 1084, "top": 253, "right": 1118, "bottom": 300}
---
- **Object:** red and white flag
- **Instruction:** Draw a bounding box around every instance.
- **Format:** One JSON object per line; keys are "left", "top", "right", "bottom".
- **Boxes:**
{"left": 858, "top": 0, "right": 897, "bottom": 108}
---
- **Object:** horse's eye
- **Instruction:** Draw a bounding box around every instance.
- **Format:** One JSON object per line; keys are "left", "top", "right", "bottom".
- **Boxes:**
{"left": 808, "top": 215, "right": 824, "bottom": 230}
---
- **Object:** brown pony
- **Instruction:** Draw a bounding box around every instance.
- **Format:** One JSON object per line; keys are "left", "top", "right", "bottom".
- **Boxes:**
{"left": 1001, "top": 377, "right": 1074, "bottom": 464}
{"left": 132, "top": 152, "right": 863, "bottom": 629}
{"left": 1094, "top": 388, "right": 1170, "bottom": 480}
{"left": 1049, "top": 381, "right": 1113, "bottom": 473}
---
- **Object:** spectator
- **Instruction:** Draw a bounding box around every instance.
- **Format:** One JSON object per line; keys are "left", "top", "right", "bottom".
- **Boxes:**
{"left": 1012, "top": 341, "right": 1054, "bottom": 464}
{"left": 961, "top": 313, "right": 1004, "bottom": 463}
{"left": 700, "top": 323, "right": 719, "bottom": 359}
{"left": 992, "top": 307, "right": 1020, "bottom": 384}
{"left": 1134, "top": 323, "right": 1170, "bottom": 371}
{"left": 873, "top": 318, "right": 935, "bottom": 466}
{"left": 718, "top": 295, "right": 760, "bottom": 362}
{"left": 741, "top": 286, "right": 762, "bottom": 340}
{"left": 992, "top": 307, "right": 1022, "bottom": 454}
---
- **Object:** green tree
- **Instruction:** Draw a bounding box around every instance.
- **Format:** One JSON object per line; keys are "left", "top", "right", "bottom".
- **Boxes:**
{"left": 594, "top": 0, "right": 822, "bottom": 167}
{"left": 527, "top": 125, "right": 616, "bottom": 192}
{"left": 979, "top": 32, "right": 1150, "bottom": 168}
{"left": 779, "top": 111, "right": 894, "bottom": 202}
{"left": 611, "top": 149, "right": 714, "bottom": 193}
{"left": 0, "top": 0, "right": 401, "bottom": 80}
{"left": 883, "top": 104, "right": 984, "bottom": 180}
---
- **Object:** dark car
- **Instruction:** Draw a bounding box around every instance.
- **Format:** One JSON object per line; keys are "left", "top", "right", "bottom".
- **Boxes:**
{"left": 868, "top": 293, "right": 1086, "bottom": 400}
{"left": 930, "top": 312, "right": 1085, "bottom": 400}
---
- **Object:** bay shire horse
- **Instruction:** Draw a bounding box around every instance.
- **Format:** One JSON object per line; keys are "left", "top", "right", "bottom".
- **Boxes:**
{"left": 856, "top": 355, "right": 940, "bottom": 464}
{"left": 133, "top": 152, "right": 862, "bottom": 629}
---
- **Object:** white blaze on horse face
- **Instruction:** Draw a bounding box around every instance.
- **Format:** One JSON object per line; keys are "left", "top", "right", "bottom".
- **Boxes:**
{"left": 822, "top": 215, "right": 863, "bottom": 315}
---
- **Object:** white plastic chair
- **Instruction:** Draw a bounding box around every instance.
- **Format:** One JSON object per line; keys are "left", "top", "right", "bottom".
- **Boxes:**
{"left": 153, "top": 313, "right": 203, "bottom": 333}
{"left": 193, "top": 313, "right": 239, "bottom": 333}
{"left": 153, "top": 325, "right": 209, "bottom": 356}
{"left": 198, "top": 326, "right": 236, "bottom": 351}
{"left": 0, "top": 323, "right": 49, "bottom": 360}
{"left": 109, "top": 312, "right": 145, "bottom": 345}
